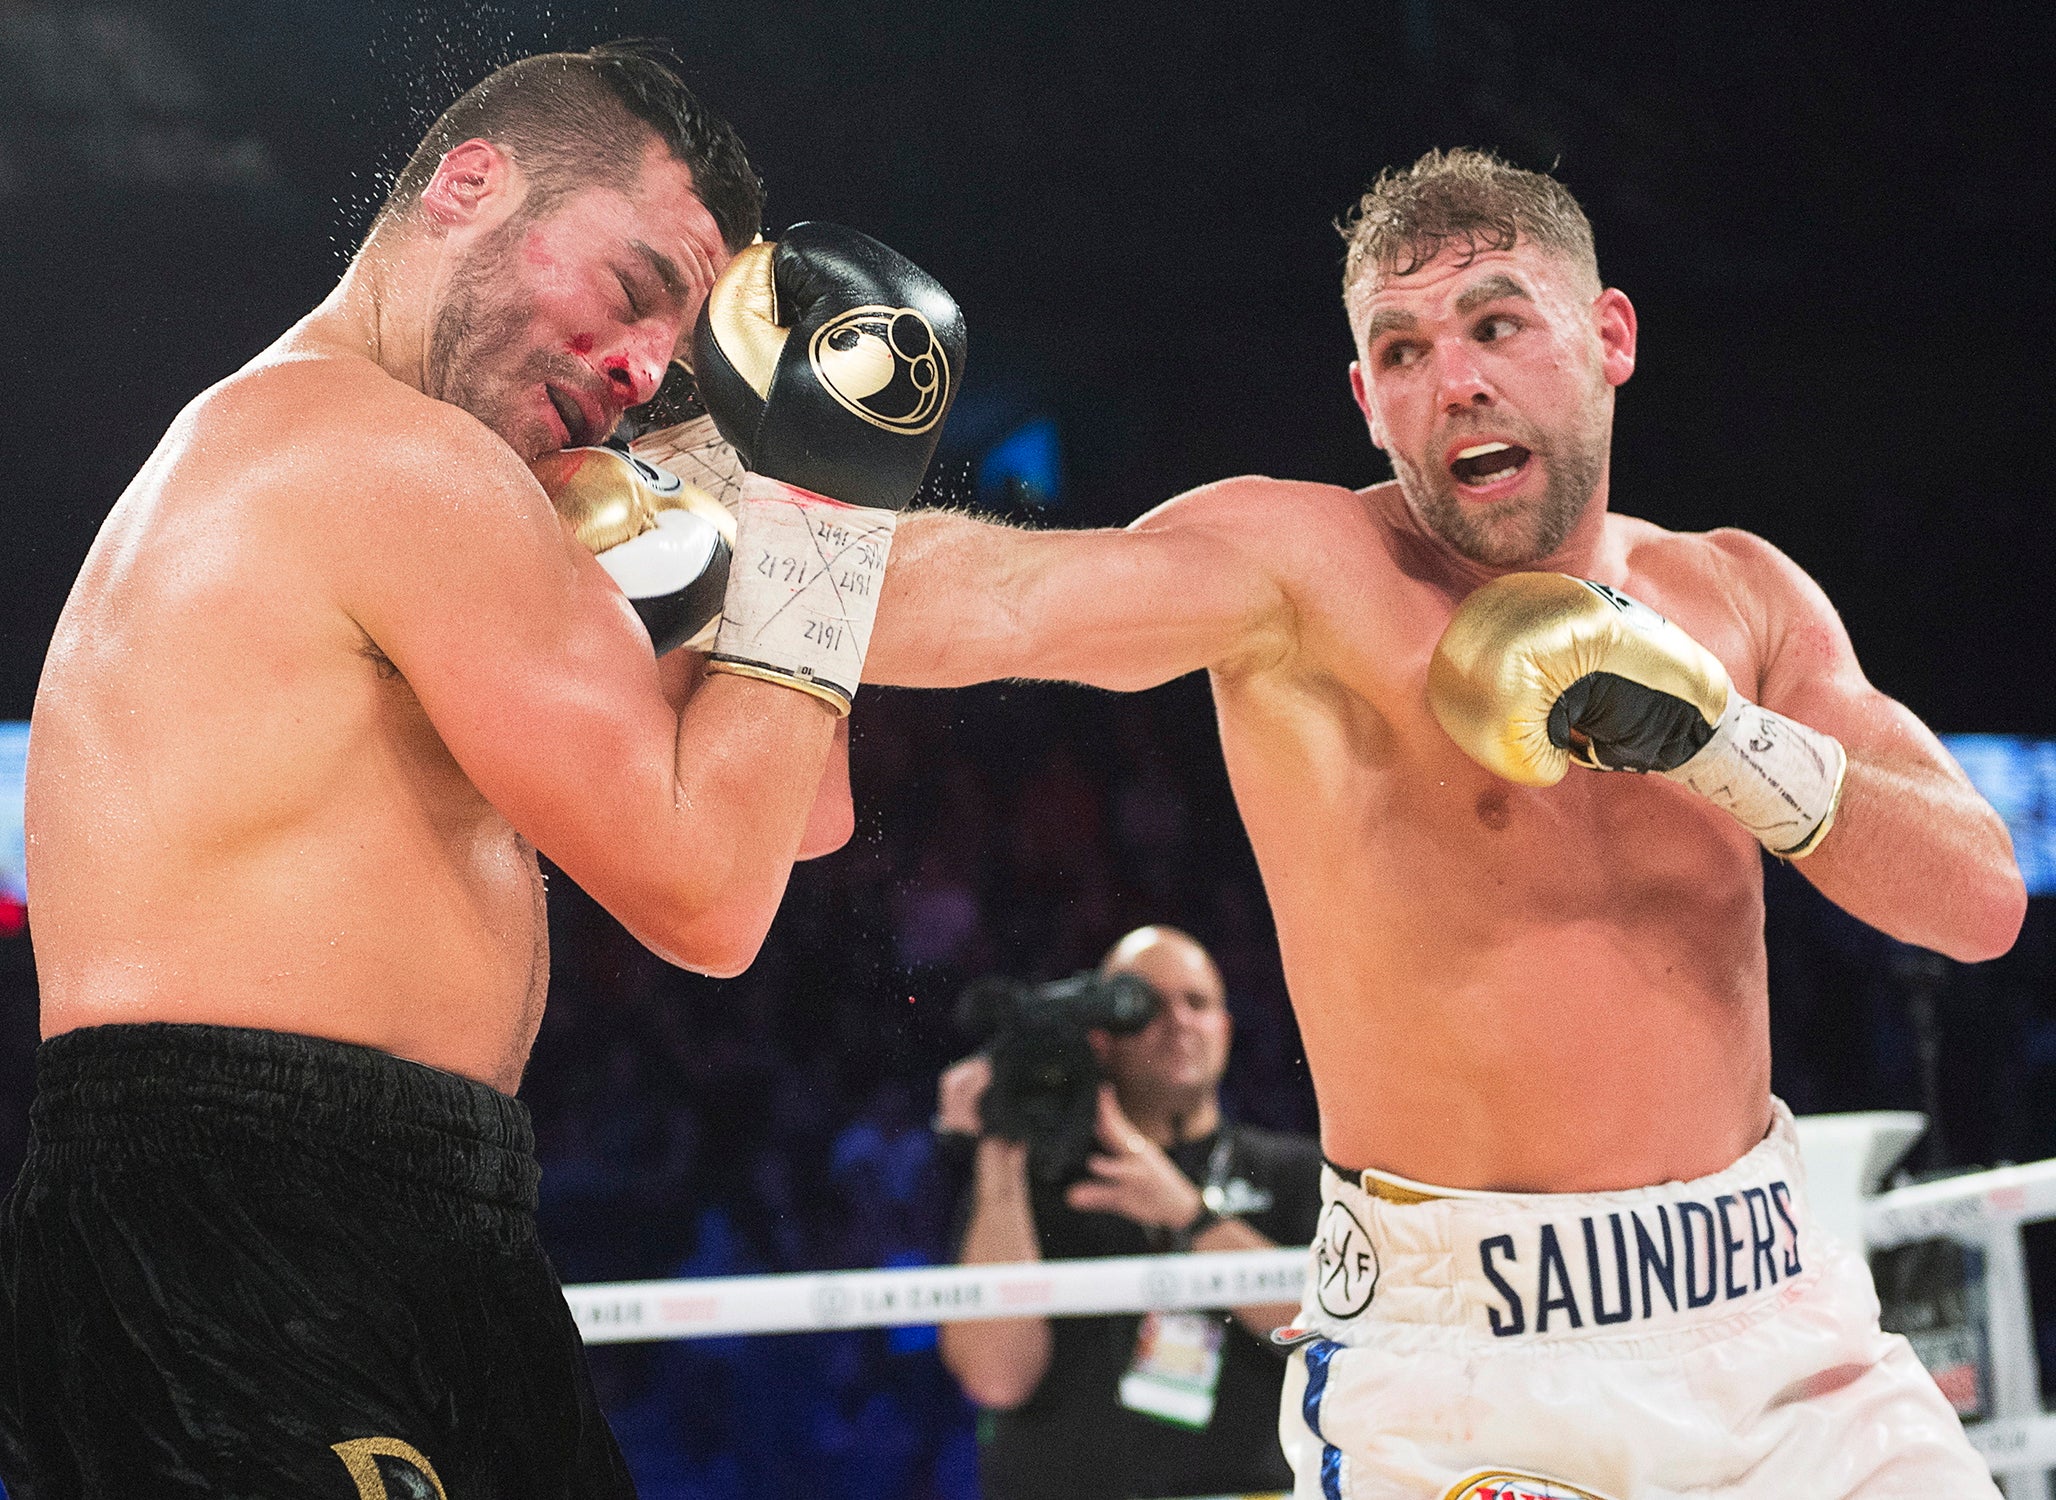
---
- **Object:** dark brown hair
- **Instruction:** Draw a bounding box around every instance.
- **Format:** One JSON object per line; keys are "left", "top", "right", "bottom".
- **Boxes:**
{"left": 369, "top": 41, "right": 762, "bottom": 252}
{"left": 1339, "top": 147, "right": 1597, "bottom": 301}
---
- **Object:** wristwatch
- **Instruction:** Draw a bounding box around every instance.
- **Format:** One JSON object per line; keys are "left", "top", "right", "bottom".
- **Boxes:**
{"left": 1171, "top": 1201, "right": 1224, "bottom": 1252}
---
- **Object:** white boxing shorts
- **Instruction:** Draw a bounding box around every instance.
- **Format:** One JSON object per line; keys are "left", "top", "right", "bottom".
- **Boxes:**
{"left": 1278, "top": 1100, "right": 1996, "bottom": 1499}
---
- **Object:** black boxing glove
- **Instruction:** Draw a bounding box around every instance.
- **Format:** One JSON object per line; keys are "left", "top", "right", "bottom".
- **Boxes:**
{"left": 690, "top": 222, "right": 966, "bottom": 713}
{"left": 691, "top": 221, "right": 964, "bottom": 511}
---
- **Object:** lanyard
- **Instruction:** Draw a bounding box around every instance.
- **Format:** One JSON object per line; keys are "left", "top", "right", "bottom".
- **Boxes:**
{"left": 1123, "top": 1127, "right": 1240, "bottom": 1428}
{"left": 1198, "top": 1129, "right": 1235, "bottom": 1214}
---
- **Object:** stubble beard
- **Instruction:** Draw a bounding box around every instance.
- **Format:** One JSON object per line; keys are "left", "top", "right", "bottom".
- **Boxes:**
{"left": 1392, "top": 409, "right": 1610, "bottom": 568}
{"left": 1116, "top": 1036, "right": 1223, "bottom": 1118}
{"left": 426, "top": 214, "right": 555, "bottom": 459}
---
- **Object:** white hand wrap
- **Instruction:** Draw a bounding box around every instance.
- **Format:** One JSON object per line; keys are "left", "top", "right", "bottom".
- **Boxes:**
{"left": 1662, "top": 692, "right": 1848, "bottom": 858}
{"left": 707, "top": 475, "right": 896, "bottom": 714}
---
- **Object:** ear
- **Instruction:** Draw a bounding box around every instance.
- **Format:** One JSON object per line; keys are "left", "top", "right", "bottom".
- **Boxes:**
{"left": 1348, "top": 359, "right": 1388, "bottom": 450}
{"left": 1593, "top": 287, "right": 1637, "bottom": 388}
{"left": 418, "top": 138, "right": 519, "bottom": 229}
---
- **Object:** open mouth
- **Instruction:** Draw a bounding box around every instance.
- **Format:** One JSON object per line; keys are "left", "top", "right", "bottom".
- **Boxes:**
{"left": 1448, "top": 440, "right": 1532, "bottom": 490}
{"left": 545, "top": 384, "right": 593, "bottom": 447}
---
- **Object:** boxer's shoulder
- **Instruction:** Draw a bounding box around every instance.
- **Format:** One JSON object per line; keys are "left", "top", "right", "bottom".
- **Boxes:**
{"left": 183, "top": 353, "right": 547, "bottom": 548}
{"left": 1136, "top": 473, "right": 1383, "bottom": 582}
{"left": 1141, "top": 472, "right": 1366, "bottom": 523}
{"left": 1610, "top": 514, "right": 1793, "bottom": 591}
{"left": 1612, "top": 519, "right": 1823, "bottom": 641}
{"left": 193, "top": 347, "right": 407, "bottom": 425}
{"left": 1147, "top": 473, "right": 1392, "bottom": 654}
{"left": 1603, "top": 517, "right": 1846, "bottom": 703}
{"left": 216, "top": 353, "right": 514, "bottom": 477}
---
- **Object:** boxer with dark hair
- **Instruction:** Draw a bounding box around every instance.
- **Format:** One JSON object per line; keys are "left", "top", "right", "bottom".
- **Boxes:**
{"left": 2, "top": 43, "right": 956, "bottom": 1500}
{"left": 369, "top": 40, "right": 765, "bottom": 247}
{"left": 867, "top": 149, "right": 2022, "bottom": 1496}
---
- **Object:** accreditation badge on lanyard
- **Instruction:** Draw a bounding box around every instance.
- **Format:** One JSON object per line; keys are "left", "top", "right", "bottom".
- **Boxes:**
{"left": 1118, "top": 1133, "right": 1234, "bottom": 1430}
{"left": 1119, "top": 1310, "right": 1226, "bottom": 1429}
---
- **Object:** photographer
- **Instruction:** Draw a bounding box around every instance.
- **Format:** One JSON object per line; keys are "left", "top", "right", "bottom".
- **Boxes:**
{"left": 935, "top": 926, "right": 1322, "bottom": 1500}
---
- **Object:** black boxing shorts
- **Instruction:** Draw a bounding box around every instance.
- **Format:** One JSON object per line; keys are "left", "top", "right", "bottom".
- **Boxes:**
{"left": 0, "top": 1022, "right": 636, "bottom": 1500}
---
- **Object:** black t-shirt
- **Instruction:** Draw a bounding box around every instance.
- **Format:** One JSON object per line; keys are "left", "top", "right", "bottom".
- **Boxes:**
{"left": 959, "top": 1122, "right": 1324, "bottom": 1500}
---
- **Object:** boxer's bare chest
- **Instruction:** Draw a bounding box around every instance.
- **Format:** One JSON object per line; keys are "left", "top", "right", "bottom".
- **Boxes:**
{"left": 34, "top": 409, "right": 548, "bottom": 1085}
{"left": 1208, "top": 495, "right": 1775, "bottom": 1183}
{"left": 1244, "top": 502, "right": 1765, "bottom": 862}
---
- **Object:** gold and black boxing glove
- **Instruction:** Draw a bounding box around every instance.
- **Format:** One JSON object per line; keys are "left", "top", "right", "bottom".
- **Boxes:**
{"left": 689, "top": 222, "right": 966, "bottom": 713}
{"left": 1428, "top": 573, "right": 1847, "bottom": 858}
{"left": 532, "top": 447, "right": 735, "bottom": 655}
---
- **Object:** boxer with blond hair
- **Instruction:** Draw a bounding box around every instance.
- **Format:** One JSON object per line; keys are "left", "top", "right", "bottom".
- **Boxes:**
{"left": 865, "top": 149, "right": 2023, "bottom": 1497}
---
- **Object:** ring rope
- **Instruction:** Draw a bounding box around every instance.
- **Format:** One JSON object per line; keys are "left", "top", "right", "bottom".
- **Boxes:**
{"left": 565, "top": 1246, "right": 1310, "bottom": 1344}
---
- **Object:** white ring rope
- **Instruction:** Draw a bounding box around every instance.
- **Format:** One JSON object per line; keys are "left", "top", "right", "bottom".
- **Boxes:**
{"left": 565, "top": 1246, "right": 1309, "bottom": 1344}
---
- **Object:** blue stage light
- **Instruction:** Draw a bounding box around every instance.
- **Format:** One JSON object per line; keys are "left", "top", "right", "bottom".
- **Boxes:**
{"left": 1942, "top": 735, "right": 2056, "bottom": 896}
{"left": 977, "top": 418, "right": 1063, "bottom": 509}
{"left": 0, "top": 721, "right": 26, "bottom": 914}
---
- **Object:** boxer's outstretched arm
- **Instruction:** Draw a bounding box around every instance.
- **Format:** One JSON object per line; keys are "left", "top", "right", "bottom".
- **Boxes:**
{"left": 1726, "top": 530, "right": 2027, "bottom": 961}
{"left": 331, "top": 397, "right": 834, "bottom": 978}
{"left": 868, "top": 479, "right": 1298, "bottom": 692}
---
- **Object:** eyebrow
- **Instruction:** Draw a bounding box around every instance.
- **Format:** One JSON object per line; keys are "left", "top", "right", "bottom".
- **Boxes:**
{"left": 1362, "top": 307, "right": 1418, "bottom": 342}
{"left": 1454, "top": 273, "right": 1533, "bottom": 315}
{"left": 1361, "top": 272, "right": 1535, "bottom": 345}
{"left": 629, "top": 240, "right": 690, "bottom": 303}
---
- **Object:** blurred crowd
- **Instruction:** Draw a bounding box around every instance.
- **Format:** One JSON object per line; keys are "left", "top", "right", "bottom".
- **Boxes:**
{"left": 520, "top": 676, "right": 1319, "bottom": 1499}
{"left": 1, "top": 674, "right": 2053, "bottom": 1499}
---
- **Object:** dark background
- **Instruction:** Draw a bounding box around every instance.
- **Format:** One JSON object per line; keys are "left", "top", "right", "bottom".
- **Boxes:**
{"left": 1, "top": 2, "right": 2053, "bottom": 1496}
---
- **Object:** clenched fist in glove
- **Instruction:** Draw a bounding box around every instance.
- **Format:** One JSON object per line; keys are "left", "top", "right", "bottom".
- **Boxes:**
{"left": 1428, "top": 572, "right": 1846, "bottom": 858}
{"left": 690, "top": 221, "right": 966, "bottom": 713}
{"left": 533, "top": 446, "right": 733, "bottom": 656}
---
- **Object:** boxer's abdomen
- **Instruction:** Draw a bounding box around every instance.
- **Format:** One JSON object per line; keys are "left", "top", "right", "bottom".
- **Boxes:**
{"left": 29, "top": 468, "right": 549, "bottom": 1094}
{"left": 1213, "top": 660, "right": 1773, "bottom": 1194}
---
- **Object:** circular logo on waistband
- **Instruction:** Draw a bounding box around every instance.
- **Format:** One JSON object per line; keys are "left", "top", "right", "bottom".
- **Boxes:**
{"left": 1443, "top": 1470, "right": 1618, "bottom": 1500}
{"left": 808, "top": 305, "right": 950, "bottom": 435}
{"left": 1314, "top": 1198, "right": 1378, "bottom": 1318}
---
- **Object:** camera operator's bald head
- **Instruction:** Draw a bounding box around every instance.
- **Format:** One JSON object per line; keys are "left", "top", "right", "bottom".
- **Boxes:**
{"left": 1101, "top": 925, "right": 1224, "bottom": 1005}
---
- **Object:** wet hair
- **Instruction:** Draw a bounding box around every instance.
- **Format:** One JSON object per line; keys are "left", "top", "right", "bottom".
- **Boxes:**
{"left": 368, "top": 40, "right": 762, "bottom": 252}
{"left": 1338, "top": 147, "right": 1597, "bottom": 303}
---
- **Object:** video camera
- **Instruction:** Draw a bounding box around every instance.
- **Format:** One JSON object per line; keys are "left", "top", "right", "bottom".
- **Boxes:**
{"left": 956, "top": 969, "right": 1162, "bottom": 1183}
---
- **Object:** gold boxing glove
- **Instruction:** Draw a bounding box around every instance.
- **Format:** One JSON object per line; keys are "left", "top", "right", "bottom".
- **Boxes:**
{"left": 1428, "top": 572, "right": 1847, "bottom": 858}
{"left": 531, "top": 447, "right": 735, "bottom": 655}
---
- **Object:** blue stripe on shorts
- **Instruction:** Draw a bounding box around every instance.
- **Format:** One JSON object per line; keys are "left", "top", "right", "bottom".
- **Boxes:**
{"left": 1300, "top": 1338, "right": 1343, "bottom": 1500}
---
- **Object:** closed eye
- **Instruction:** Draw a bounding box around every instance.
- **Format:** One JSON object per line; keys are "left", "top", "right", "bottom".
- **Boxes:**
{"left": 616, "top": 271, "right": 644, "bottom": 321}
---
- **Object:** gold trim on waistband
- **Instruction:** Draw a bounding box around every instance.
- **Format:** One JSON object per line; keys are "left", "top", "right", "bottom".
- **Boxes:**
{"left": 1361, "top": 1174, "right": 1448, "bottom": 1205}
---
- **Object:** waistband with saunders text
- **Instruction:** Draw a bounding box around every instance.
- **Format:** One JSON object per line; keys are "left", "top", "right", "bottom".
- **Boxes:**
{"left": 1304, "top": 1101, "right": 1820, "bottom": 1342}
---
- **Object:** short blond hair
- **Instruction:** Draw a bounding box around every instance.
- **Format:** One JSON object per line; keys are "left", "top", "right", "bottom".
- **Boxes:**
{"left": 1339, "top": 147, "right": 1598, "bottom": 304}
